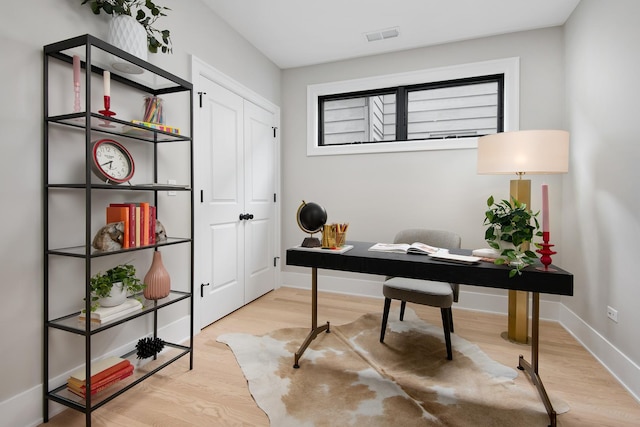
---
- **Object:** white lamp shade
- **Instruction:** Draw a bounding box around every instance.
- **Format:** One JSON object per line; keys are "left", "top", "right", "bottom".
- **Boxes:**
{"left": 477, "top": 130, "right": 569, "bottom": 175}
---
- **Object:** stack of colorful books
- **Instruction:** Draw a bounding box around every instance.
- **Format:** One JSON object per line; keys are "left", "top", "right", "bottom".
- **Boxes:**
{"left": 78, "top": 299, "right": 143, "bottom": 325}
{"left": 106, "top": 202, "right": 156, "bottom": 248}
{"left": 67, "top": 356, "right": 134, "bottom": 398}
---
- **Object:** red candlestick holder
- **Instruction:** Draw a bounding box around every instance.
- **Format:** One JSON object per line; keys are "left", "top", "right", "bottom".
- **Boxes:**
{"left": 98, "top": 95, "right": 116, "bottom": 117}
{"left": 536, "top": 231, "right": 557, "bottom": 271}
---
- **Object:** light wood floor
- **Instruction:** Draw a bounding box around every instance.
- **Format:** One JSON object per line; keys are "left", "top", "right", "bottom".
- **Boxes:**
{"left": 42, "top": 287, "right": 640, "bottom": 426}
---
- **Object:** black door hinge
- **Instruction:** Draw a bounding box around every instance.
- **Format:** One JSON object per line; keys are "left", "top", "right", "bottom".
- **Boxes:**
{"left": 272, "top": 126, "right": 278, "bottom": 138}
{"left": 274, "top": 256, "right": 280, "bottom": 267}
{"left": 273, "top": 193, "right": 277, "bottom": 203}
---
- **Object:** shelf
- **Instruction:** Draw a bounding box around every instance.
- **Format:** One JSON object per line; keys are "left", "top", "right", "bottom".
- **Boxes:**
{"left": 47, "top": 113, "right": 190, "bottom": 143}
{"left": 48, "top": 237, "right": 192, "bottom": 258}
{"left": 47, "top": 291, "right": 191, "bottom": 335}
{"left": 46, "top": 342, "right": 190, "bottom": 412}
{"left": 43, "top": 34, "right": 194, "bottom": 426}
{"left": 47, "top": 183, "right": 192, "bottom": 191}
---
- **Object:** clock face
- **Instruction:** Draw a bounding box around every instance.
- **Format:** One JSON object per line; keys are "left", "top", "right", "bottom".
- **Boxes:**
{"left": 91, "top": 139, "right": 135, "bottom": 184}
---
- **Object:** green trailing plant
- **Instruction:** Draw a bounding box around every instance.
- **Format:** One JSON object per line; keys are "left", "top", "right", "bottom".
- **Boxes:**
{"left": 88, "top": 263, "right": 146, "bottom": 311}
{"left": 81, "top": 0, "right": 173, "bottom": 53}
{"left": 483, "top": 196, "right": 542, "bottom": 278}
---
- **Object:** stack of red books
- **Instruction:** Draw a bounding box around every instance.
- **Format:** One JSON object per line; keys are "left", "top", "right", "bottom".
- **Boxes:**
{"left": 67, "top": 356, "right": 133, "bottom": 398}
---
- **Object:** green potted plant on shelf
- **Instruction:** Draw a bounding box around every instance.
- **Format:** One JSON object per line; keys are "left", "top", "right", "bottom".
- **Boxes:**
{"left": 81, "top": 0, "right": 173, "bottom": 54}
{"left": 483, "top": 196, "right": 542, "bottom": 277}
{"left": 88, "top": 263, "right": 146, "bottom": 311}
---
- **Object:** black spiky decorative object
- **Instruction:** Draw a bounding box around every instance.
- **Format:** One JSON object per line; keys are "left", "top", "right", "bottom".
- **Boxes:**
{"left": 136, "top": 337, "right": 165, "bottom": 359}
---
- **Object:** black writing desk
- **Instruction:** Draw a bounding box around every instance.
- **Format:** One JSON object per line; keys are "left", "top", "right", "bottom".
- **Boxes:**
{"left": 286, "top": 241, "right": 573, "bottom": 427}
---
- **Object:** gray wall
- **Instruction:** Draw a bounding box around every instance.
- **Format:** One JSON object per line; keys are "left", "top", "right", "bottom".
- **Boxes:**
{"left": 281, "top": 27, "right": 566, "bottom": 295}
{"left": 0, "top": 0, "right": 280, "bottom": 424}
{"left": 564, "top": 0, "right": 640, "bottom": 366}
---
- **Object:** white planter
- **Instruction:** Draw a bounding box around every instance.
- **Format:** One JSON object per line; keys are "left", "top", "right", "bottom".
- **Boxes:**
{"left": 108, "top": 14, "right": 147, "bottom": 73}
{"left": 97, "top": 282, "right": 127, "bottom": 307}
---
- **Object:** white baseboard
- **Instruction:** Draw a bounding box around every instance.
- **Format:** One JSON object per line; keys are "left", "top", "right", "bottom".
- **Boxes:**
{"left": 11, "top": 316, "right": 192, "bottom": 427}
{"left": 282, "top": 270, "right": 640, "bottom": 402}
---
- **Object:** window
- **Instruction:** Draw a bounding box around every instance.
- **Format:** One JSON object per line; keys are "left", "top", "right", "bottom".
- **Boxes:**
{"left": 307, "top": 58, "right": 519, "bottom": 156}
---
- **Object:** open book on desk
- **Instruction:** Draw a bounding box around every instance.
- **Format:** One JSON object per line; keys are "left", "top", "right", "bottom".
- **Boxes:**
{"left": 368, "top": 242, "right": 439, "bottom": 255}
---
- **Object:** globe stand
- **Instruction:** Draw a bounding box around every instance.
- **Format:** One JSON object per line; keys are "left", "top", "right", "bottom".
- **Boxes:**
{"left": 301, "top": 235, "right": 321, "bottom": 248}
{"left": 296, "top": 200, "right": 327, "bottom": 249}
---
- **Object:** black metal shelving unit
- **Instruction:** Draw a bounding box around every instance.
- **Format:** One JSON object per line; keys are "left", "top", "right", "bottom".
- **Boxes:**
{"left": 43, "top": 35, "right": 194, "bottom": 426}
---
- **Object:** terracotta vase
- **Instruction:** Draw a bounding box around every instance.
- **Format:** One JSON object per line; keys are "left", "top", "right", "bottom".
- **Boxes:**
{"left": 143, "top": 251, "right": 171, "bottom": 300}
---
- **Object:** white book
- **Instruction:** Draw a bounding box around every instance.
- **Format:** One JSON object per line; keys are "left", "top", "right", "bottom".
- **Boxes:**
{"left": 79, "top": 301, "right": 143, "bottom": 324}
{"left": 87, "top": 299, "right": 142, "bottom": 320}
{"left": 368, "top": 242, "right": 441, "bottom": 255}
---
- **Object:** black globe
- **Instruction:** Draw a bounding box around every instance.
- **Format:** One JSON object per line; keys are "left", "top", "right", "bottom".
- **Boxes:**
{"left": 297, "top": 201, "right": 327, "bottom": 234}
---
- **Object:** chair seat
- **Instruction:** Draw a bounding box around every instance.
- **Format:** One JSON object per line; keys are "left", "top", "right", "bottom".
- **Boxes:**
{"left": 383, "top": 277, "right": 454, "bottom": 308}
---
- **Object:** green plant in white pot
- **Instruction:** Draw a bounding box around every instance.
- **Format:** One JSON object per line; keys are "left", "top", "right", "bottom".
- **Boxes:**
{"left": 89, "top": 263, "right": 146, "bottom": 311}
{"left": 483, "top": 196, "right": 541, "bottom": 277}
{"left": 82, "top": 0, "right": 173, "bottom": 54}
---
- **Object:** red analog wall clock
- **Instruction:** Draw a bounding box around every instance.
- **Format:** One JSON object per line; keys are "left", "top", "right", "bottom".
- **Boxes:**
{"left": 91, "top": 138, "right": 135, "bottom": 184}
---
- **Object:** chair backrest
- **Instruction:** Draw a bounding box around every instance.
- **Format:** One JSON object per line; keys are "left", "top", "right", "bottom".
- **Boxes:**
{"left": 393, "top": 229, "right": 462, "bottom": 302}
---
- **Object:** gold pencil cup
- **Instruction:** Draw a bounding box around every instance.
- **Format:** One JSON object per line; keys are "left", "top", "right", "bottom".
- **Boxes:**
{"left": 322, "top": 224, "right": 337, "bottom": 248}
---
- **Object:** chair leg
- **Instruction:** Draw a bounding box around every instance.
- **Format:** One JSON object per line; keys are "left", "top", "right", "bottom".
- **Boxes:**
{"left": 380, "top": 298, "right": 391, "bottom": 342}
{"left": 399, "top": 301, "right": 406, "bottom": 321}
{"left": 449, "top": 307, "right": 454, "bottom": 333}
{"left": 441, "top": 308, "right": 453, "bottom": 360}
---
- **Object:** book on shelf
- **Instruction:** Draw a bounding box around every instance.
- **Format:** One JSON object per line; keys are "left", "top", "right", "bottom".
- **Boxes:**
{"left": 368, "top": 242, "right": 440, "bottom": 255}
{"left": 67, "top": 363, "right": 134, "bottom": 397}
{"left": 82, "top": 298, "right": 142, "bottom": 320}
{"left": 130, "top": 120, "right": 181, "bottom": 135}
{"left": 68, "top": 356, "right": 129, "bottom": 383}
{"left": 141, "top": 202, "right": 150, "bottom": 246}
{"left": 106, "top": 206, "right": 130, "bottom": 249}
{"left": 107, "top": 203, "right": 156, "bottom": 248}
{"left": 108, "top": 203, "right": 136, "bottom": 248}
{"left": 78, "top": 300, "right": 143, "bottom": 324}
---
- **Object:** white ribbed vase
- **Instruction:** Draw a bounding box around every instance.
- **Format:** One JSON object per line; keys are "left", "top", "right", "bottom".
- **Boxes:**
{"left": 108, "top": 15, "right": 147, "bottom": 61}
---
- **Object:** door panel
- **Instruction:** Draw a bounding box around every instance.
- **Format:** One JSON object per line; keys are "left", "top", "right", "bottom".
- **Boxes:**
{"left": 244, "top": 101, "right": 275, "bottom": 302}
{"left": 198, "top": 79, "right": 244, "bottom": 327}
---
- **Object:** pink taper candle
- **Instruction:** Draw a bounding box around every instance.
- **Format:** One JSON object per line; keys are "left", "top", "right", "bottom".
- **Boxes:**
{"left": 103, "top": 71, "right": 110, "bottom": 96}
{"left": 73, "top": 55, "right": 80, "bottom": 85}
{"left": 542, "top": 184, "right": 549, "bottom": 232}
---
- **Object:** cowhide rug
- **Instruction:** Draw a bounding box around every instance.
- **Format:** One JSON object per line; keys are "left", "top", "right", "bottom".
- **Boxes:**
{"left": 218, "top": 308, "right": 568, "bottom": 426}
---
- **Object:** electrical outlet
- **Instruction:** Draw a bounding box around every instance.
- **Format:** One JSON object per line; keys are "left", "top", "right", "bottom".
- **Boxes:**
{"left": 167, "top": 179, "right": 177, "bottom": 196}
{"left": 607, "top": 306, "right": 618, "bottom": 323}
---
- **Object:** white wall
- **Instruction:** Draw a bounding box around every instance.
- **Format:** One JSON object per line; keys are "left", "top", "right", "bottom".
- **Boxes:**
{"left": 279, "top": 2, "right": 640, "bottom": 402}
{"left": 562, "top": 0, "right": 640, "bottom": 383}
{"left": 280, "top": 27, "right": 566, "bottom": 298}
{"left": 0, "top": 1, "right": 280, "bottom": 426}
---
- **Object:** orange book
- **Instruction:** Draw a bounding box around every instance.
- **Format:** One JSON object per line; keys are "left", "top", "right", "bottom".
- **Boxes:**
{"left": 141, "top": 202, "right": 150, "bottom": 245}
{"left": 105, "top": 206, "right": 130, "bottom": 249}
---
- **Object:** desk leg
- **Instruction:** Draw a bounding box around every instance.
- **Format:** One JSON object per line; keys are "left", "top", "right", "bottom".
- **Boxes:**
{"left": 294, "top": 267, "right": 330, "bottom": 368}
{"left": 518, "top": 292, "right": 556, "bottom": 427}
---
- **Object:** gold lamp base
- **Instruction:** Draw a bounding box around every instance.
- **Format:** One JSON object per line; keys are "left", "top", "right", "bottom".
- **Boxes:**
{"left": 506, "top": 178, "right": 530, "bottom": 344}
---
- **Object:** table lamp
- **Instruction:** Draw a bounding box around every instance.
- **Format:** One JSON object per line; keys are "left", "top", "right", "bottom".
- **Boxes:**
{"left": 477, "top": 129, "right": 569, "bottom": 343}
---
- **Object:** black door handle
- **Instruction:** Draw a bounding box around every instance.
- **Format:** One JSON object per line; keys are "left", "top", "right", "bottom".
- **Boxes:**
{"left": 239, "top": 213, "right": 254, "bottom": 220}
{"left": 200, "top": 282, "right": 210, "bottom": 297}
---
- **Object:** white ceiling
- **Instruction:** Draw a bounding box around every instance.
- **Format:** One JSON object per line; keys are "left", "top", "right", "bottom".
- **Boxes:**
{"left": 201, "top": 0, "right": 581, "bottom": 69}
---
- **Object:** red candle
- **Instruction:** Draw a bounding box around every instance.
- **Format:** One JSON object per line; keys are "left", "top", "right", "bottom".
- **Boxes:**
{"left": 542, "top": 184, "right": 549, "bottom": 232}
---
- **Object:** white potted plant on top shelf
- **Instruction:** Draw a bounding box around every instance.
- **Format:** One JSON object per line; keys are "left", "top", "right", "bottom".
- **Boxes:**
{"left": 82, "top": 0, "right": 173, "bottom": 57}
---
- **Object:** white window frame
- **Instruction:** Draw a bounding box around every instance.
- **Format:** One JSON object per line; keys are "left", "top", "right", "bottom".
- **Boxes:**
{"left": 307, "top": 57, "right": 520, "bottom": 156}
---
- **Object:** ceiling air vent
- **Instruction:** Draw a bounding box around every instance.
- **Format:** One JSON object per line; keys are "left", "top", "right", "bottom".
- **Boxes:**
{"left": 365, "top": 27, "right": 400, "bottom": 42}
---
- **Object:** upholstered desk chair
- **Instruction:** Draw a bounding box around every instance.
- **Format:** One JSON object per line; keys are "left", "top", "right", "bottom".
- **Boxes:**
{"left": 379, "top": 229, "right": 462, "bottom": 360}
